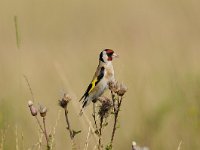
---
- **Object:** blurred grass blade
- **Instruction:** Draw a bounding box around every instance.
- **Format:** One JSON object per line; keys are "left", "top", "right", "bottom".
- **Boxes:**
{"left": 14, "top": 16, "right": 20, "bottom": 49}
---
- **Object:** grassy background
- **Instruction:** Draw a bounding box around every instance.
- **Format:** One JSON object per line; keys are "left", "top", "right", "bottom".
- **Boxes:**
{"left": 1, "top": 0, "right": 200, "bottom": 149}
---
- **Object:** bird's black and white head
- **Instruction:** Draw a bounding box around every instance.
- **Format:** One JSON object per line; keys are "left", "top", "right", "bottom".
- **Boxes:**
{"left": 99, "top": 49, "right": 118, "bottom": 63}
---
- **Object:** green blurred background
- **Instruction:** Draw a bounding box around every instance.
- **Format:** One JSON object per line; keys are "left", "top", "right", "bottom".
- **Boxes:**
{"left": 1, "top": 0, "right": 200, "bottom": 149}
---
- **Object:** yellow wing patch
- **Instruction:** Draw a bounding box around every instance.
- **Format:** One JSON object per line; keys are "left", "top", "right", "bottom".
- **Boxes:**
{"left": 89, "top": 77, "right": 98, "bottom": 93}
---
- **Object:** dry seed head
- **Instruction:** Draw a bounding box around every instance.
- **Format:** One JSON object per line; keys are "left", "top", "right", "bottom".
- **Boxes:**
{"left": 108, "top": 80, "right": 120, "bottom": 93}
{"left": 108, "top": 81, "right": 115, "bottom": 91}
{"left": 108, "top": 81, "right": 127, "bottom": 96}
{"left": 39, "top": 105, "right": 47, "bottom": 117}
{"left": 117, "top": 83, "right": 127, "bottom": 96}
{"left": 97, "top": 96, "right": 110, "bottom": 103}
{"left": 28, "top": 100, "right": 33, "bottom": 107}
{"left": 58, "top": 93, "right": 71, "bottom": 108}
{"left": 30, "top": 106, "right": 38, "bottom": 116}
{"left": 28, "top": 100, "right": 37, "bottom": 116}
{"left": 132, "top": 141, "right": 137, "bottom": 150}
{"left": 58, "top": 99, "right": 68, "bottom": 108}
{"left": 132, "top": 141, "right": 136, "bottom": 146}
{"left": 63, "top": 93, "right": 72, "bottom": 101}
{"left": 98, "top": 97, "right": 112, "bottom": 118}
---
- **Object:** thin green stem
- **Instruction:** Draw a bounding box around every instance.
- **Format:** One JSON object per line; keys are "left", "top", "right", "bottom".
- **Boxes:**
{"left": 14, "top": 16, "right": 20, "bottom": 49}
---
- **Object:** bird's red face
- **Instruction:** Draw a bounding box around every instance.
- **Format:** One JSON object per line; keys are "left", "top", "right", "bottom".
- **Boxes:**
{"left": 99, "top": 49, "right": 119, "bottom": 63}
{"left": 105, "top": 49, "right": 118, "bottom": 61}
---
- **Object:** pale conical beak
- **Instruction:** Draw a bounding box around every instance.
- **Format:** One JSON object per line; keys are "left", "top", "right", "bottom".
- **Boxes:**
{"left": 112, "top": 53, "right": 119, "bottom": 58}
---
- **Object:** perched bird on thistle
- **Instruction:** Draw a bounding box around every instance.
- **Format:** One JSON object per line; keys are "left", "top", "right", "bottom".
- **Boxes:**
{"left": 79, "top": 49, "right": 119, "bottom": 114}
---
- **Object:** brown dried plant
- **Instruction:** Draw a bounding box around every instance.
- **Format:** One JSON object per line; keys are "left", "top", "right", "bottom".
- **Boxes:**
{"left": 28, "top": 101, "right": 50, "bottom": 149}
{"left": 91, "top": 80, "right": 127, "bottom": 150}
{"left": 25, "top": 74, "right": 129, "bottom": 150}
{"left": 59, "top": 93, "right": 81, "bottom": 149}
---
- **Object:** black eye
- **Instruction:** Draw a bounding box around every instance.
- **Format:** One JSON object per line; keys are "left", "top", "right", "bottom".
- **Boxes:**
{"left": 107, "top": 52, "right": 113, "bottom": 57}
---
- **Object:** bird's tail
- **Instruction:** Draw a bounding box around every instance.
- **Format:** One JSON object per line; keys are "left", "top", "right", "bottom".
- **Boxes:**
{"left": 79, "top": 99, "right": 88, "bottom": 116}
{"left": 79, "top": 95, "right": 85, "bottom": 102}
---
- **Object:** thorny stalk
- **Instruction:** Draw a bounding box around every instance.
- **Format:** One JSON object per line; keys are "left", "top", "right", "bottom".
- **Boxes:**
{"left": 39, "top": 105, "right": 49, "bottom": 149}
{"left": 59, "top": 93, "right": 81, "bottom": 149}
{"left": 97, "top": 96, "right": 113, "bottom": 150}
{"left": 35, "top": 116, "right": 45, "bottom": 134}
{"left": 110, "top": 96, "right": 123, "bottom": 146}
{"left": 42, "top": 117, "right": 50, "bottom": 149}
{"left": 26, "top": 75, "right": 51, "bottom": 149}
{"left": 108, "top": 81, "right": 127, "bottom": 148}
{"left": 64, "top": 108, "right": 74, "bottom": 139}
{"left": 98, "top": 116, "right": 104, "bottom": 150}
{"left": 92, "top": 103, "right": 98, "bottom": 130}
{"left": 59, "top": 94, "right": 81, "bottom": 150}
{"left": 28, "top": 100, "right": 50, "bottom": 149}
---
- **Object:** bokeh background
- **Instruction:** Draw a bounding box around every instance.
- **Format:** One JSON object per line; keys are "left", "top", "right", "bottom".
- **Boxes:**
{"left": 1, "top": 0, "right": 200, "bottom": 149}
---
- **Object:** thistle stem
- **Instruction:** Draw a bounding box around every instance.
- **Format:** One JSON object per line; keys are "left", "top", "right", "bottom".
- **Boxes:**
{"left": 110, "top": 96, "right": 123, "bottom": 147}
{"left": 42, "top": 117, "right": 50, "bottom": 149}
{"left": 92, "top": 103, "right": 98, "bottom": 130}
{"left": 64, "top": 108, "right": 74, "bottom": 139}
{"left": 98, "top": 116, "right": 104, "bottom": 150}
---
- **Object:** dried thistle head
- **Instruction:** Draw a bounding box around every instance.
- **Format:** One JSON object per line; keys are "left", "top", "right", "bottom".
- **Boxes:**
{"left": 28, "top": 100, "right": 33, "bottom": 107}
{"left": 108, "top": 81, "right": 120, "bottom": 93}
{"left": 39, "top": 105, "right": 47, "bottom": 117}
{"left": 132, "top": 141, "right": 137, "bottom": 150}
{"left": 58, "top": 93, "right": 71, "bottom": 109}
{"left": 116, "top": 83, "right": 128, "bottom": 96}
{"left": 28, "top": 100, "right": 37, "bottom": 116}
{"left": 97, "top": 96, "right": 109, "bottom": 103}
{"left": 98, "top": 97, "right": 112, "bottom": 118}
{"left": 108, "top": 81, "right": 127, "bottom": 96}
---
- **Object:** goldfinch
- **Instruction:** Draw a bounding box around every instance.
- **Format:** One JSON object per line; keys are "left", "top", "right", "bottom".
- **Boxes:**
{"left": 79, "top": 49, "right": 119, "bottom": 110}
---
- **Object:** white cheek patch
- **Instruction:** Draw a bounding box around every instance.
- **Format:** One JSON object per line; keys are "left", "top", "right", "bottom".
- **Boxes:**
{"left": 102, "top": 51, "right": 108, "bottom": 62}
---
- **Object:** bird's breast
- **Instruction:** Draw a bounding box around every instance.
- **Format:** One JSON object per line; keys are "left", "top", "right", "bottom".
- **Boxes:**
{"left": 105, "top": 66, "right": 114, "bottom": 81}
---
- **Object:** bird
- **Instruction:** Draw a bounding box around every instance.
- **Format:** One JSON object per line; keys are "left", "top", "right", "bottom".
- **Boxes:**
{"left": 79, "top": 49, "right": 119, "bottom": 113}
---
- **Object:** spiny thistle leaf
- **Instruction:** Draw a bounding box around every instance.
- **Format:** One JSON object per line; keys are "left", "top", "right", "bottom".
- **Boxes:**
{"left": 72, "top": 130, "right": 81, "bottom": 137}
{"left": 105, "top": 144, "right": 112, "bottom": 150}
